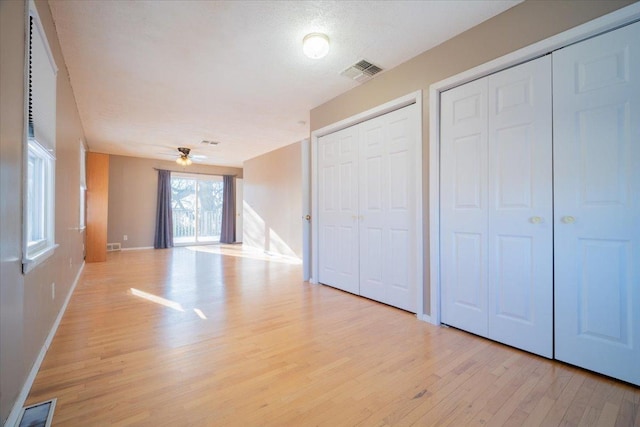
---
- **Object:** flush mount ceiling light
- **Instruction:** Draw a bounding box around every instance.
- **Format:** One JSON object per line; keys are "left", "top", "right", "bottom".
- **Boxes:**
{"left": 303, "top": 33, "right": 330, "bottom": 59}
{"left": 176, "top": 147, "right": 192, "bottom": 166}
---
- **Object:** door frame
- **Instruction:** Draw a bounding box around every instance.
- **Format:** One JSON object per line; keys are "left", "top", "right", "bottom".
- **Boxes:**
{"left": 428, "top": 3, "right": 640, "bottom": 325}
{"left": 301, "top": 138, "right": 311, "bottom": 281}
{"left": 311, "top": 90, "right": 423, "bottom": 316}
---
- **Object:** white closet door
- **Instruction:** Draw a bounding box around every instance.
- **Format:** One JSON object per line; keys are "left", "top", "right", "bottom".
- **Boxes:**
{"left": 487, "top": 56, "right": 553, "bottom": 357}
{"left": 318, "top": 125, "right": 360, "bottom": 295}
{"left": 553, "top": 21, "right": 640, "bottom": 385}
{"left": 441, "top": 57, "right": 552, "bottom": 355}
{"left": 441, "top": 78, "right": 489, "bottom": 337}
{"left": 359, "top": 105, "right": 417, "bottom": 312}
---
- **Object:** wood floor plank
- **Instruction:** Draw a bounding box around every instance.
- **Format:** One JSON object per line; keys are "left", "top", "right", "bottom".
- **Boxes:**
{"left": 22, "top": 247, "right": 640, "bottom": 426}
{"left": 597, "top": 402, "right": 620, "bottom": 427}
{"left": 559, "top": 375, "right": 599, "bottom": 426}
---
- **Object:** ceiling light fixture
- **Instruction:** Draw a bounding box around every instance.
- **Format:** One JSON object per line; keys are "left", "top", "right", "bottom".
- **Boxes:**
{"left": 176, "top": 147, "right": 192, "bottom": 166}
{"left": 303, "top": 33, "right": 330, "bottom": 59}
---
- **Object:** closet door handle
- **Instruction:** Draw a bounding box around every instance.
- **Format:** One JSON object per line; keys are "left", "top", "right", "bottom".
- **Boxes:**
{"left": 561, "top": 216, "right": 576, "bottom": 224}
{"left": 530, "top": 216, "right": 543, "bottom": 224}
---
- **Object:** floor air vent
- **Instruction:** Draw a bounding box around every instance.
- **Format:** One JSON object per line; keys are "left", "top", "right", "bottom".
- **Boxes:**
{"left": 341, "top": 59, "right": 384, "bottom": 83}
{"left": 107, "top": 242, "right": 121, "bottom": 251}
{"left": 19, "top": 399, "right": 56, "bottom": 427}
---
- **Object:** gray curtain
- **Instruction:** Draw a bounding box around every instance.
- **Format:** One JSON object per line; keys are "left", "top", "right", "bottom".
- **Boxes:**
{"left": 220, "top": 175, "right": 235, "bottom": 243}
{"left": 154, "top": 169, "right": 174, "bottom": 249}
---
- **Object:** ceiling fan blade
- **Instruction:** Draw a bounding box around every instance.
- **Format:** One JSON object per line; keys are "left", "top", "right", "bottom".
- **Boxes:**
{"left": 156, "top": 152, "right": 177, "bottom": 157}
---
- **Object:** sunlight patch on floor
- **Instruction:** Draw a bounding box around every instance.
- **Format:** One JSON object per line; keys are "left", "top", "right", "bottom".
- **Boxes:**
{"left": 130, "top": 288, "right": 211, "bottom": 320}
{"left": 130, "top": 288, "right": 184, "bottom": 312}
{"left": 186, "top": 244, "right": 302, "bottom": 265}
{"left": 193, "top": 308, "right": 207, "bottom": 319}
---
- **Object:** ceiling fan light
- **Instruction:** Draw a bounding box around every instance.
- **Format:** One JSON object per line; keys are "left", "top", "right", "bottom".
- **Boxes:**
{"left": 176, "top": 156, "right": 191, "bottom": 166}
{"left": 303, "top": 33, "right": 329, "bottom": 59}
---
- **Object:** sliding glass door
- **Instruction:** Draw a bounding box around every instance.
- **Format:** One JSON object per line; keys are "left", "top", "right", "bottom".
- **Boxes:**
{"left": 171, "top": 174, "right": 223, "bottom": 244}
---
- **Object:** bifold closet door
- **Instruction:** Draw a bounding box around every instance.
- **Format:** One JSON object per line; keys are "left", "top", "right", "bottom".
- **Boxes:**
{"left": 318, "top": 104, "right": 418, "bottom": 312}
{"left": 318, "top": 125, "right": 360, "bottom": 295}
{"left": 441, "top": 56, "right": 553, "bottom": 357}
{"left": 359, "top": 105, "right": 418, "bottom": 312}
{"left": 440, "top": 78, "right": 489, "bottom": 337}
{"left": 487, "top": 56, "right": 553, "bottom": 357}
{"left": 553, "top": 21, "right": 640, "bottom": 385}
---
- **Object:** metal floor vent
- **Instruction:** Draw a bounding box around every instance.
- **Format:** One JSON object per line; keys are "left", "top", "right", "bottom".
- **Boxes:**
{"left": 107, "top": 242, "right": 121, "bottom": 251}
{"left": 341, "top": 59, "right": 383, "bottom": 83}
{"left": 19, "top": 399, "right": 56, "bottom": 427}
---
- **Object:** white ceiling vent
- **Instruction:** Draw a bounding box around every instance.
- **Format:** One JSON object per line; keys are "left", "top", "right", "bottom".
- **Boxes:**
{"left": 340, "top": 59, "right": 384, "bottom": 83}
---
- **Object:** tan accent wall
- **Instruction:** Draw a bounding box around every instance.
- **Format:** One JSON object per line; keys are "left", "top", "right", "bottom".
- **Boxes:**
{"left": 107, "top": 154, "right": 243, "bottom": 249}
{"left": 310, "top": 0, "right": 636, "bottom": 316}
{"left": 86, "top": 153, "right": 110, "bottom": 262}
{"left": 0, "top": 0, "right": 87, "bottom": 423}
{"left": 243, "top": 142, "right": 303, "bottom": 259}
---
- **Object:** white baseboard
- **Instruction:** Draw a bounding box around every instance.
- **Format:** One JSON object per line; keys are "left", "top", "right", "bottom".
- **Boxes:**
{"left": 4, "top": 262, "right": 85, "bottom": 427}
{"left": 121, "top": 246, "right": 153, "bottom": 251}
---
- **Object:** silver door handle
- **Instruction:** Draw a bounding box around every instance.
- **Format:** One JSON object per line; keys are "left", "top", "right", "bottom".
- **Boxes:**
{"left": 530, "top": 216, "right": 543, "bottom": 224}
{"left": 561, "top": 216, "right": 576, "bottom": 224}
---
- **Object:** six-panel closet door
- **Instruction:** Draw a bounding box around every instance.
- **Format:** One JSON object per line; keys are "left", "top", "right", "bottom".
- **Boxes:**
{"left": 553, "top": 21, "right": 640, "bottom": 386}
{"left": 318, "top": 104, "right": 418, "bottom": 312}
{"left": 440, "top": 55, "right": 553, "bottom": 357}
{"left": 318, "top": 124, "right": 360, "bottom": 295}
{"left": 358, "top": 106, "right": 418, "bottom": 312}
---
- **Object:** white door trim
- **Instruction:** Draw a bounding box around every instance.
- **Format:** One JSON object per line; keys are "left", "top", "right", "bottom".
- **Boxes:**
{"left": 301, "top": 138, "right": 311, "bottom": 281}
{"left": 311, "top": 90, "right": 423, "bottom": 317}
{"left": 428, "top": 2, "right": 640, "bottom": 325}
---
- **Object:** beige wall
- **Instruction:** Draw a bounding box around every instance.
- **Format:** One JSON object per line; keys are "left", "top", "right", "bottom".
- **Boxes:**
{"left": 243, "top": 142, "right": 303, "bottom": 259}
{"left": 310, "top": 0, "right": 636, "bottom": 316}
{"left": 0, "top": 0, "right": 87, "bottom": 423}
{"left": 107, "top": 154, "right": 242, "bottom": 249}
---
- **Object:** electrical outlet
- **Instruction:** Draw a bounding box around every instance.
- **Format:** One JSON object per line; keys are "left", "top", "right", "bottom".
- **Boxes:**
{"left": 69, "top": 257, "right": 72, "bottom": 268}
{"left": 51, "top": 283, "right": 55, "bottom": 300}
{"left": 123, "top": 235, "right": 128, "bottom": 241}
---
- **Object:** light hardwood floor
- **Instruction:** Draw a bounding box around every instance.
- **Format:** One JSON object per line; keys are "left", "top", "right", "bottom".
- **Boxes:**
{"left": 26, "top": 246, "right": 639, "bottom": 426}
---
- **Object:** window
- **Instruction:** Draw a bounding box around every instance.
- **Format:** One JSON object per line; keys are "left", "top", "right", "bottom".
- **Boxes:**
{"left": 171, "top": 174, "right": 224, "bottom": 244}
{"left": 23, "top": 2, "right": 58, "bottom": 272}
{"left": 26, "top": 141, "right": 54, "bottom": 254}
{"left": 79, "top": 142, "right": 86, "bottom": 230}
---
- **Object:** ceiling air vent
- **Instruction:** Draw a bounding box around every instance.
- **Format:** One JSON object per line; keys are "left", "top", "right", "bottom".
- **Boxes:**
{"left": 200, "top": 140, "right": 220, "bottom": 146}
{"left": 341, "top": 59, "right": 384, "bottom": 83}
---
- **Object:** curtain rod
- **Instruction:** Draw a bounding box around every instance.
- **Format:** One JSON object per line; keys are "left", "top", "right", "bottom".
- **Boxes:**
{"left": 153, "top": 168, "right": 237, "bottom": 177}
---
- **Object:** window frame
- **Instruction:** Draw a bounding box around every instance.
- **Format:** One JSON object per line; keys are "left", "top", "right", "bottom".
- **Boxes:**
{"left": 26, "top": 140, "right": 55, "bottom": 256}
{"left": 79, "top": 141, "right": 86, "bottom": 231}
{"left": 22, "top": 1, "right": 58, "bottom": 273}
{"left": 170, "top": 173, "right": 224, "bottom": 245}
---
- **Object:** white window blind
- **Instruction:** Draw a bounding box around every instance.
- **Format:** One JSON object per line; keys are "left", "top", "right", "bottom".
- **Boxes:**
{"left": 28, "top": 12, "right": 57, "bottom": 156}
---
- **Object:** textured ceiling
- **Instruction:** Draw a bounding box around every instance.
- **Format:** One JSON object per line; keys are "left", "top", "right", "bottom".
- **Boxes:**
{"left": 49, "top": 0, "right": 522, "bottom": 167}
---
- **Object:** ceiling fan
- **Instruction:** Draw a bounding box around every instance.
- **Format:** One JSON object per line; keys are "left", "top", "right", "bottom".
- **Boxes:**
{"left": 176, "top": 147, "right": 194, "bottom": 166}
{"left": 155, "top": 147, "right": 207, "bottom": 165}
